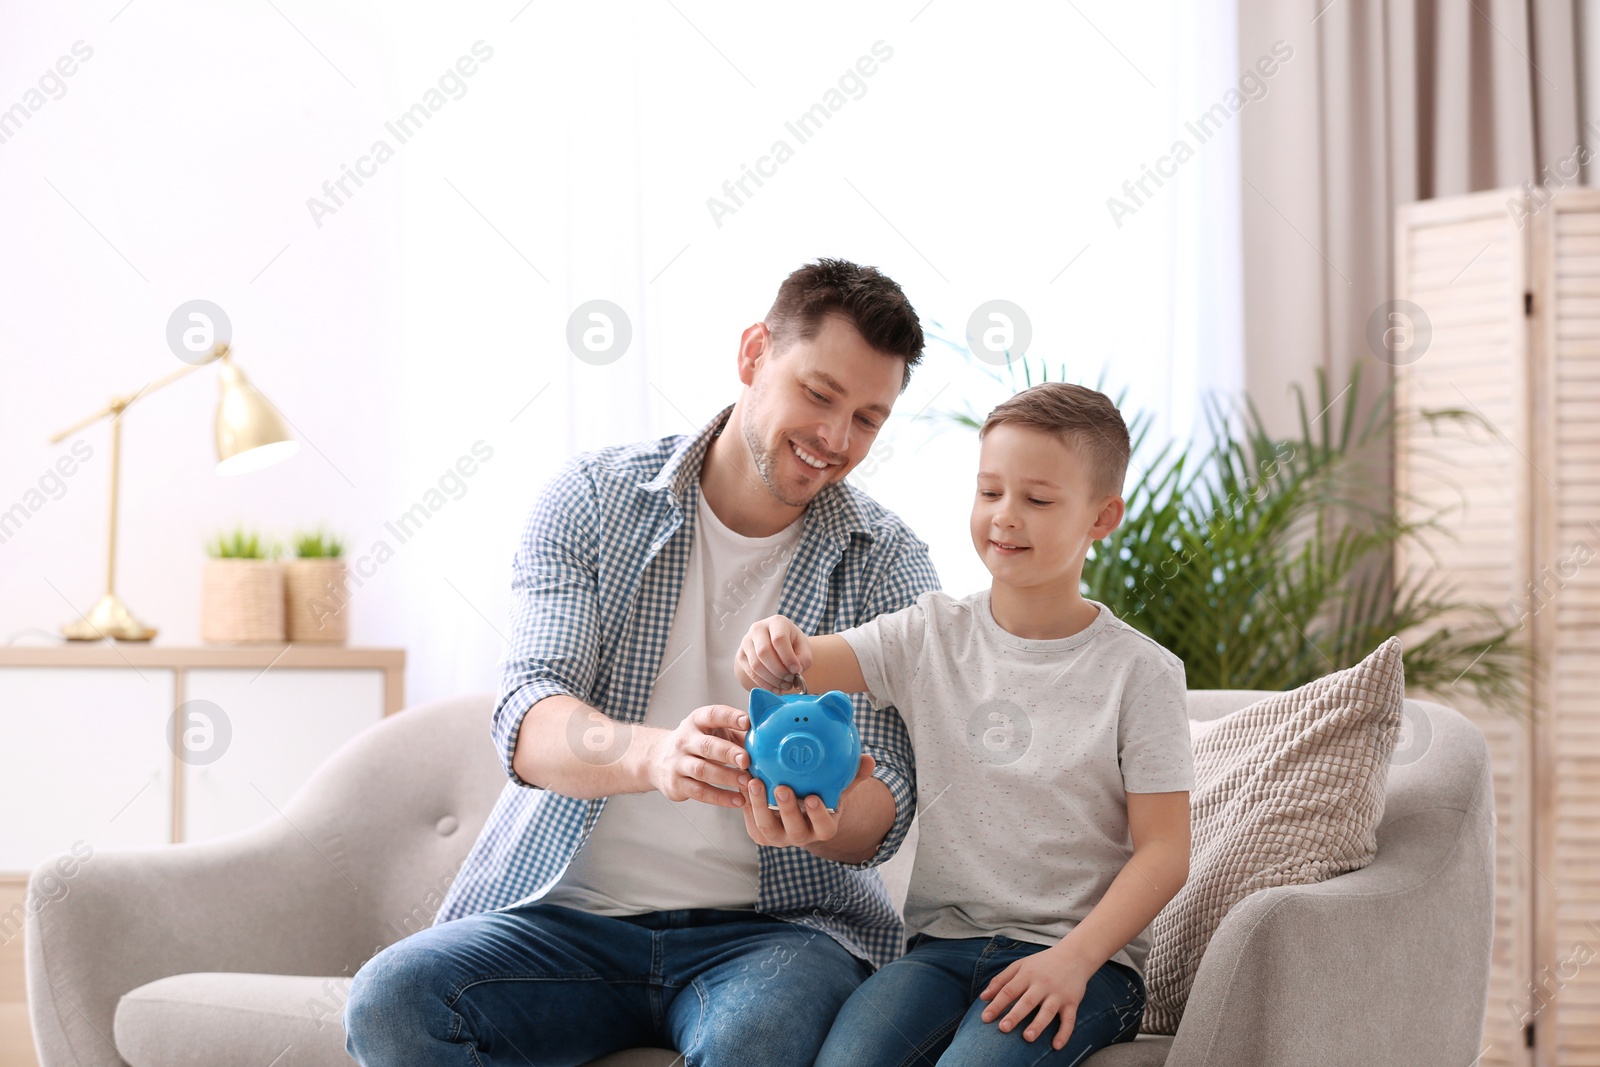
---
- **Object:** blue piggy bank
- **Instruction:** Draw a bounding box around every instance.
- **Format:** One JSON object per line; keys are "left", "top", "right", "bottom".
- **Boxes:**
{"left": 744, "top": 688, "right": 862, "bottom": 812}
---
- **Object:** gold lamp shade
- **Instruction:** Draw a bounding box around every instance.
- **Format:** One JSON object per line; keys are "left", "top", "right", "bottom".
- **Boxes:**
{"left": 215, "top": 351, "right": 300, "bottom": 475}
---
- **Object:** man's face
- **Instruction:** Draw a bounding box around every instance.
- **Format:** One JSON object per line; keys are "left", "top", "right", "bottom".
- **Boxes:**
{"left": 969, "top": 423, "right": 1120, "bottom": 587}
{"left": 742, "top": 313, "right": 904, "bottom": 508}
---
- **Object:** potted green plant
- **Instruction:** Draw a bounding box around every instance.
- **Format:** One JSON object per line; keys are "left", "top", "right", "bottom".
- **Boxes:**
{"left": 201, "top": 525, "right": 284, "bottom": 643}
{"left": 283, "top": 526, "right": 347, "bottom": 644}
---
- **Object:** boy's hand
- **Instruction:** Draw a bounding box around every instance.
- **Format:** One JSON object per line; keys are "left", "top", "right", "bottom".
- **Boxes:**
{"left": 977, "top": 945, "right": 1100, "bottom": 1049}
{"left": 737, "top": 615, "right": 813, "bottom": 691}
{"left": 734, "top": 751, "right": 877, "bottom": 850}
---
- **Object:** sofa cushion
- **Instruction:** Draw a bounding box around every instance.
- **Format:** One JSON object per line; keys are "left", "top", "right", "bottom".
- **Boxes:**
{"left": 1142, "top": 637, "right": 1406, "bottom": 1033}
{"left": 115, "top": 973, "right": 355, "bottom": 1067}
{"left": 111, "top": 969, "right": 1172, "bottom": 1067}
{"left": 586, "top": 1035, "right": 1177, "bottom": 1065}
{"left": 1083, "top": 1035, "right": 1175, "bottom": 1064}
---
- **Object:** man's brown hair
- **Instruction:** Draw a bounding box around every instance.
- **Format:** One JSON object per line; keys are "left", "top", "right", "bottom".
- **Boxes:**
{"left": 764, "top": 258, "right": 925, "bottom": 392}
{"left": 979, "top": 382, "right": 1131, "bottom": 499}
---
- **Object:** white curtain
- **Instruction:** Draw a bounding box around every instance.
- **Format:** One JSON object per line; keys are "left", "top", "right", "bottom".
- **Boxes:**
{"left": 391, "top": 0, "right": 1247, "bottom": 699}
{"left": 1, "top": 0, "right": 1241, "bottom": 707}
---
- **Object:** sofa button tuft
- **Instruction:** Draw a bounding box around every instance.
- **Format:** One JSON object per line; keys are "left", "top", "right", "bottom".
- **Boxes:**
{"left": 435, "top": 815, "right": 459, "bottom": 836}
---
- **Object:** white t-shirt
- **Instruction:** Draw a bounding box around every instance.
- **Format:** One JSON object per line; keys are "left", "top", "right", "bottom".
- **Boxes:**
{"left": 538, "top": 486, "right": 804, "bottom": 914}
{"left": 838, "top": 587, "right": 1194, "bottom": 980}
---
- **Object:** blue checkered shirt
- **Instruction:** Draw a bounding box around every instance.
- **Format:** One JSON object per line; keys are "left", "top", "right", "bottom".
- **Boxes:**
{"left": 433, "top": 403, "right": 943, "bottom": 970}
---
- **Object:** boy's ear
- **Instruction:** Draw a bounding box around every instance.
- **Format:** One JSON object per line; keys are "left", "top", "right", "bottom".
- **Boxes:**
{"left": 820, "top": 690, "right": 855, "bottom": 725}
{"left": 1091, "top": 495, "right": 1126, "bottom": 541}
{"left": 749, "top": 687, "right": 781, "bottom": 726}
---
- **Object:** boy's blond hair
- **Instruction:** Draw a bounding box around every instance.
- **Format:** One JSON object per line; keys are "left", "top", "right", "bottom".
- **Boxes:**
{"left": 978, "top": 382, "right": 1131, "bottom": 499}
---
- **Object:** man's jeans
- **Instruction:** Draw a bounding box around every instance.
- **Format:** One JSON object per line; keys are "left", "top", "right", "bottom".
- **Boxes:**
{"left": 344, "top": 902, "right": 871, "bottom": 1067}
{"left": 814, "top": 933, "right": 1145, "bottom": 1067}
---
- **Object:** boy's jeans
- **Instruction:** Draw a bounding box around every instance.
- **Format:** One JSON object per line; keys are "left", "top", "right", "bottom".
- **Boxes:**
{"left": 815, "top": 932, "right": 1146, "bottom": 1067}
{"left": 344, "top": 902, "right": 870, "bottom": 1067}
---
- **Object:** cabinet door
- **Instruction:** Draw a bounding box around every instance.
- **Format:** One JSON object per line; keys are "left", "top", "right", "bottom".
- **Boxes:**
{"left": 0, "top": 668, "right": 175, "bottom": 874}
{"left": 180, "top": 668, "right": 384, "bottom": 843}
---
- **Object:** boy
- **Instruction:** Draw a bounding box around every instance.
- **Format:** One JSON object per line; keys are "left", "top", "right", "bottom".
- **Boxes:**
{"left": 735, "top": 382, "right": 1194, "bottom": 1065}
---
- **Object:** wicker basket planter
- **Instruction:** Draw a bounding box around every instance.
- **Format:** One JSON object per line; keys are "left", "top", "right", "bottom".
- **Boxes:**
{"left": 282, "top": 558, "right": 349, "bottom": 644}
{"left": 200, "top": 559, "right": 284, "bottom": 643}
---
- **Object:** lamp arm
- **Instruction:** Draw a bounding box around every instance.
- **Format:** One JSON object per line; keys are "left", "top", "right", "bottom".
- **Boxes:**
{"left": 45, "top": 349, "right": 215, "bottom": 444}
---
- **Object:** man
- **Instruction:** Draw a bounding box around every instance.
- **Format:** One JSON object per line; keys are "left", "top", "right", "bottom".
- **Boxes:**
{"left": 345, "top": 258, "right": 942, "bottom": 1066}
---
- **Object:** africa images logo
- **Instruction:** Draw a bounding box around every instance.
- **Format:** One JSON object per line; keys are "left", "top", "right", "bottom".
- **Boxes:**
{"left": 705, "top": 40, "right": 894, "bottom": 229}
{"left": 305, "top": 41, "right": 494, "bottom": 228}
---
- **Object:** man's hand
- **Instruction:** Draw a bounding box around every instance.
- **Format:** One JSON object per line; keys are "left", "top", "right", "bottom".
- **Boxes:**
{"left": 976, "top": 944, "right": 1100, "bottom": 1049}
{"left": 641, "top": 704, "right": 752, "bottom": 808}
{"left": 737, "top": 615, "right": 813, "bottom": 691}
{"left": 735, "top": 752, "right": 878, "bottom": 851}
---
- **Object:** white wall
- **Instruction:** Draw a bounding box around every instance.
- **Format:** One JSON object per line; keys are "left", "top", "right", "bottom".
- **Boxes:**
{"left": 0, "top": 0, "right": 1241, "bottom": 708}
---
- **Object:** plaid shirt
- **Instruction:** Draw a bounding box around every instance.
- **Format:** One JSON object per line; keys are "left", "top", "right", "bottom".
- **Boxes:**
{"left": 434, "top": 402, "right": 943, "bottom": 970}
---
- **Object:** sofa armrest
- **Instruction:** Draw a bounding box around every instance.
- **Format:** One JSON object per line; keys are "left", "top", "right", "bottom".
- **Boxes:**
{"left": 27, "top": 819, "right": 377, "bottom": 1067}
{"left": 1164, "top": 800, "right": 1495, "bottom": 1067}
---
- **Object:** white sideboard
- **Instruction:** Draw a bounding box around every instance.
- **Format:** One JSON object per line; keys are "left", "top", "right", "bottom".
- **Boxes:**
{"left": 0, "top": 644, "right": 405, "bottom": 876}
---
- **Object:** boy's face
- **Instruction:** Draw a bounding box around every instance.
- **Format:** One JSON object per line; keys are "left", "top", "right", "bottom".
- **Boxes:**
{"left": 739, "top": 313, "right": 902, "bottom": 508}
{"left": 969, "top": 423, "right": 1124, "bottom": 590}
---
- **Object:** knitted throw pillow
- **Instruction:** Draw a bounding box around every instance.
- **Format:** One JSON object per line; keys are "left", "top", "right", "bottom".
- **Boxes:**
{"left": 1141, "top": 636, "right": 1406, "bottom": 1034}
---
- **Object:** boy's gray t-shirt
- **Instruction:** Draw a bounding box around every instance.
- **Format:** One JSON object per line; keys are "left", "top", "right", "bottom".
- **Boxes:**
{"left": 838, "top": 587, "right": 1194, "bottom": 981}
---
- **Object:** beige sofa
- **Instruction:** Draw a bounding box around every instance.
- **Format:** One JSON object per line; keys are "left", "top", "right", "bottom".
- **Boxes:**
{"left": 25, "top": 688, "right": 1494, "bottom": 1066}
